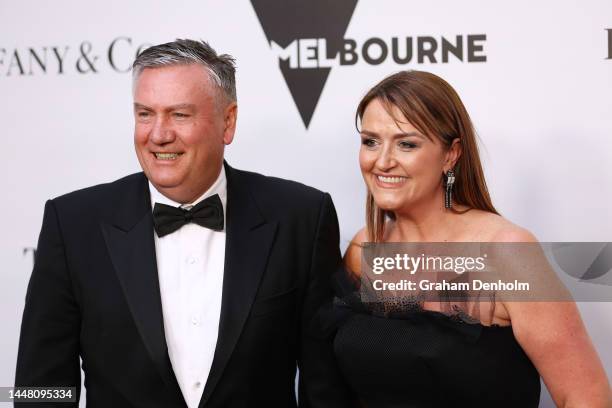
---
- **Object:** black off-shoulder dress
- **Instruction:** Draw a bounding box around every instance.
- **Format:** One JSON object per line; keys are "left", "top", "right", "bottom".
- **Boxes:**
{"left": 324, "top": 270, "right": 541, "bottom": 408}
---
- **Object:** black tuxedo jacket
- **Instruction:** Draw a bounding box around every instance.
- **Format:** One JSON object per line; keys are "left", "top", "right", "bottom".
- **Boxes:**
{"left": 15, "top": 163, "right": 352, "bottom": 407}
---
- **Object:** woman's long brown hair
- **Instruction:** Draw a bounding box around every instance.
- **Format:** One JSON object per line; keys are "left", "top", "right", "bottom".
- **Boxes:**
{"left": 356, "top": 71, "right": 498, "bottom": 242}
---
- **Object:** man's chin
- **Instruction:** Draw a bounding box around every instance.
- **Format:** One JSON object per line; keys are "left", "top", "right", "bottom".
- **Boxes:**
{"left": 147, "top": 175, "right": 184, "bottom": 191}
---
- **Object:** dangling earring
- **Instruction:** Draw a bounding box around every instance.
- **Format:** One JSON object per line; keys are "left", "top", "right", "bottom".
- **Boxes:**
{"left": 444, "top": 169, "right": 455, "bottom": 209}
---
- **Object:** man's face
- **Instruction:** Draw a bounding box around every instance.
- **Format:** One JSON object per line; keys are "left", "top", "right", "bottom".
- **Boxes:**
{"left": 133, "top": 64, "right": 236, "bottom": 203}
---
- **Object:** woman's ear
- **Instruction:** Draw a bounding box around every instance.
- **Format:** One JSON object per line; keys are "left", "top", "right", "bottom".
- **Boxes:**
{"left": 444, "top": 138, "right": 462, "bottom": 172}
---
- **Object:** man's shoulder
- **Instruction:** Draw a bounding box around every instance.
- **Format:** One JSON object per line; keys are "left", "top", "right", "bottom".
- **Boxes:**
{"left": 228, "top": 169, "right": 332, "bottom": 222}
{"left": 235, "top": 170, "right": 326, "bottom": 205}
{"left": 51, "top": 172, "right": 146, "bottom": 210}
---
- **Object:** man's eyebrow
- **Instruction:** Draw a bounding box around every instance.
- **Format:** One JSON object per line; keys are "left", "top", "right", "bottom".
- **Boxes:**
{"left": 360, "top": 129, "right": 425, "bottom": 139}
{"left": 132, "top": 103, "right": 196, "bottom": 111}
{"left": 133, "top": 102, "right": 152, "bottom": 110}
{"left": 166, "top": 103, "right": 196, "bottom": 111}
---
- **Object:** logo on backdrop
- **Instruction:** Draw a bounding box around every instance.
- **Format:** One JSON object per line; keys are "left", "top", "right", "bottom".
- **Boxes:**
{"left": 607, "top": 29, "right": 612, "bottom": 59}
{"left": 0, "top": 37, "right": 150, "bottom": 76}
{"left": 251, "top": 0, "right": 488, "bottom": 128}
{"left": 552, "top": 243, "right": 612, "bottom": 284}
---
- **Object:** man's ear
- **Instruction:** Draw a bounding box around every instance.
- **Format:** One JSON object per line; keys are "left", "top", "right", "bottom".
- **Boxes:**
{"left": 444, "top": 138, "right": 462, "bottom": 172}
{"left": 223, "top": 102, "right": 237, "bottom": 145}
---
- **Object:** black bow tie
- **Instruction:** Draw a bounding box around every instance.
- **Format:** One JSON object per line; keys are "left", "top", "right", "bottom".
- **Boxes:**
{"left": 153, "top": 194, "right": 224, "bottom": 237}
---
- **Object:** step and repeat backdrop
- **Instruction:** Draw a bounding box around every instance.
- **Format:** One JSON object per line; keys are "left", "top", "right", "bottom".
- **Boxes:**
{"left": 1, "top": 0, "right": 611, "bottom": 406}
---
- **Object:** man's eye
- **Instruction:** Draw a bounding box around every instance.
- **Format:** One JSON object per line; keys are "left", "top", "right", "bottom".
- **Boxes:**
{"left": 173, "top": 112, "right": 189, "bottom": 118}
{"left": 137, "top": 111, "right": 150, "bottom": 118}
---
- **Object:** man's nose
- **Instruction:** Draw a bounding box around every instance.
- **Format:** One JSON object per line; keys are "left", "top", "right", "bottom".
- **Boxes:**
{"left": 150, "top": 116, "right": 176, "bottom": 144}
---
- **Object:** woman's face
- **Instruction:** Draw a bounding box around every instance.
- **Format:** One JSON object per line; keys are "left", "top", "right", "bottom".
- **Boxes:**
{"left": 359, "top": 98, "right": 456, "bottom": 214}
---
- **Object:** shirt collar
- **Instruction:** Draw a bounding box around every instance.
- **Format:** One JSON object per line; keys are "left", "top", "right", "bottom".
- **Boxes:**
{"left": 148, "top": 166, "right": 227, "bottom": 213}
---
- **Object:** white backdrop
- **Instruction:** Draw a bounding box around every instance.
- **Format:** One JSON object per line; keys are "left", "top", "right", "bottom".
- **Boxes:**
{"left": 1, "top": 1, "right": 611, "bottom": 406}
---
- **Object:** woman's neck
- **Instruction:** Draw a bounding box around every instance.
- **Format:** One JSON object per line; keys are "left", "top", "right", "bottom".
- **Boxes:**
{"left": 387, "top": 200, "right": 467, "bottom": 242}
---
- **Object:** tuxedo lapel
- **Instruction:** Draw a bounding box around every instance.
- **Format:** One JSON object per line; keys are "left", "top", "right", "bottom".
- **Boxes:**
{"left": 199, "top": 163, "right": 278, "bottom": 407}
{"left": 99, "top": 173, "right": 182, "bottom": 397}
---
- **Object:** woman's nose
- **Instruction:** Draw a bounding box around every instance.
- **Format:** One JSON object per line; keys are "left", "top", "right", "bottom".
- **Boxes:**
{"left": 375, "top": 144, "right": 397, "bottom": 172}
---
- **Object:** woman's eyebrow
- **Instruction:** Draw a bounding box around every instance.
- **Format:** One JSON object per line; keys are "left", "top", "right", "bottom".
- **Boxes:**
{"left": 360, "top": 129, "right": 424, "bottom": 139}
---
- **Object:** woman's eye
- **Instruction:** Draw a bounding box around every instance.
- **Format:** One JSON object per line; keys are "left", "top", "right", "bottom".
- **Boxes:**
{"left": 361, "top": 138, "right": 378, "bottom": 148}
{"left": 399, "top": 141, "right": 417, "bottom": 149}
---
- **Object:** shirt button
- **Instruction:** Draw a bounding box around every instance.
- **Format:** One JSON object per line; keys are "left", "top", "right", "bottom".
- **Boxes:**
{"left": 187, "top": 256, "right": 197, "bottom": 264}
{"left": 191, "top": 316, "right": 200, "bottom": 326}
{"left": 195, "top": 381, "right": 202, "bottom": 388}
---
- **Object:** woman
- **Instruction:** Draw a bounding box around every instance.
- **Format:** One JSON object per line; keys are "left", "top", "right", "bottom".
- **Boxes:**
{"left": 334, "top": 71, "right": 611, "bottom": 407}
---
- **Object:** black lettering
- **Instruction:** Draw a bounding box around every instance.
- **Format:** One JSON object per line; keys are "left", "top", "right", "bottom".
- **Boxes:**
{"left": 362, "top": 37, "right": 387, "bottom": 65}
{"left": 0, "top": 48, "right": 5, "bottom": 73}
{"left": 7, "top": 50, "right": 25, "bottom": 76}
{"left": 441, "top": 36, "right": 463, "bottom": 63}
{"left": 340, "top": 39, "right": 358, "bottom": 65}
{"left": 467, "top": 34, "right": 486, "bottom": 62}
{"left": 28, "top": 47, "right": 48, "bottom": 75}
{"left": 23, "top": 247, "right": 37, "bottom": 264}
{"left": 417, "top": 37, "right": 437, "bottom": 63}
{"left": 108, "top": 36, "right": 133, "bottom": 73}
{"left": 607, "top": 29, "right": 612, "bottom": 59}
{"left": 76, "top": 42, "right": 98, "bottom": 73}
{"left": 392, "top": 37, "right": 413, "bottom": 64}
{"left": 52, "top": 46, "right": 69, "bottom": 74}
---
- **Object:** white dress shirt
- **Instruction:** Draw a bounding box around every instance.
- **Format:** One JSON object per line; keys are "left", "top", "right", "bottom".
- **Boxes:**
{"left": 149, "top": 167, "right": 227, "bottom": 408}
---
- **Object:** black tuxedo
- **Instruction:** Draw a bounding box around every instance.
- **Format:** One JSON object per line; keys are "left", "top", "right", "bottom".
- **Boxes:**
{"left": 15, "top": 163, "right": 352, "bottom": 407}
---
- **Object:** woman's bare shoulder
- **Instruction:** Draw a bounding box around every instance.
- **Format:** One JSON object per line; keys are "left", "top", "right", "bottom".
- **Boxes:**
{"left": 344, "top": 227, "right": 368, "bottom": 277}
{"left": 489, "top": 218, "right": 537, "bottom": 243}
{"left": 465, "top": 210, "right": 538, "bottom": 243}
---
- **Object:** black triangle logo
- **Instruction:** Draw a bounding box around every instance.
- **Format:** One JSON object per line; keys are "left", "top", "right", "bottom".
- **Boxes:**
{"left": 251, "top": 0, "right": 359, "bottom": 128}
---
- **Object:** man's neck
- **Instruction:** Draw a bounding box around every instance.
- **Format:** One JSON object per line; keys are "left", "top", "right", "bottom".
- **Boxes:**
{"left": 151, "top": 165, "right": 224, "bottom": 205}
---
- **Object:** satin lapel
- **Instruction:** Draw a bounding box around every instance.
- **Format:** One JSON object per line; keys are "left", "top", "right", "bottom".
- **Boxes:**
{"left": 99, "top": 173, "right": 181, "bottom": 396}
{"left": 199, "top": 163, "right": 278, "bottom": 407}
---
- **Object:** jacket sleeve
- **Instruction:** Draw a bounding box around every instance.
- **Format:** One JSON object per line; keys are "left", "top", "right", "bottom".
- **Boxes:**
{"left": 297, "top": 193, "right": 354, "bottom": 407}
{"left": 15, "top": 199, "right": 81, "bottom": 407}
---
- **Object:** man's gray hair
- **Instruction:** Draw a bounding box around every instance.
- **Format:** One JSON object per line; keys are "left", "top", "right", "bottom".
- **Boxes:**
{"left": 132, "top": 39, "right": 236, "bottom": 102}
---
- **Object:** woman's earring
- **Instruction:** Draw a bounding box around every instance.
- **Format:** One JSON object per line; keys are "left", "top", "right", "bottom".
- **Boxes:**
{"left": 444, "top": 169, "right": 455, "bottom": 209}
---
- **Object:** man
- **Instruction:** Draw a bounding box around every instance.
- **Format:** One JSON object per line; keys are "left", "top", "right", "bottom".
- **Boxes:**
{"left": 15, "top": 39, "right": 352, "bottom": 407}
